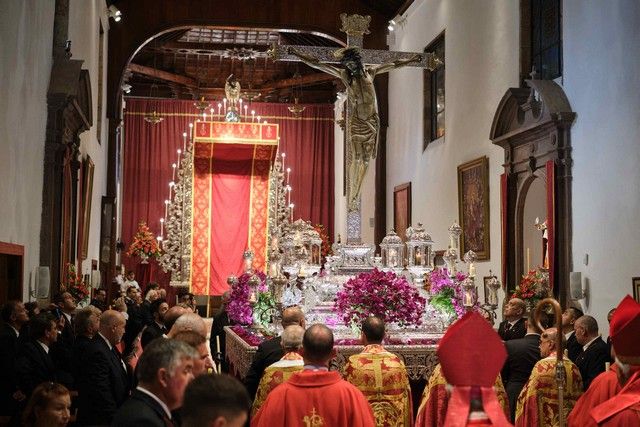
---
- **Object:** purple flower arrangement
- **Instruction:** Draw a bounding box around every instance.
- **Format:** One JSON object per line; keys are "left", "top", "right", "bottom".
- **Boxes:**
{"left": 333, "top": 268, "right": 426, "bottom": 328}
{"left": 227, "top": 271, "right": 267, "bottom": 325}
{"left": 428, "top": 268, "right": 472, "bottom": 319}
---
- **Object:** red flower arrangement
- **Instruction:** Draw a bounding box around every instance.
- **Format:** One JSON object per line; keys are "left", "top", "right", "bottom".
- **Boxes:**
{"left": 312, "top": 223, "right": 333, "bottom": 260}
{"left": 61, "top": 263, "right": 90, "bottom": 301}
{"left": 511, "top": 268, "right": 550, "bottom": 309}
{"left": 126, "top": 221, "right": 161, "bottom": 260}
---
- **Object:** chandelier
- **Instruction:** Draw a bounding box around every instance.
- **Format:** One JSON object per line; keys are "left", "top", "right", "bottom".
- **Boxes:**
{"left": 144, "top": 110, "right": 164, "bottom": 124}
{"left": 288, "top": 70, "right": 306, "bottom": 117}
{"left": 193, "top": 96, "right": 210, "bottom": 113}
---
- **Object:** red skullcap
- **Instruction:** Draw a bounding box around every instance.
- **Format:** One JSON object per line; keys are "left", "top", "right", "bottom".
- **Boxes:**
{"left": 610, "top": 295, "right": 640, "bottom": 365}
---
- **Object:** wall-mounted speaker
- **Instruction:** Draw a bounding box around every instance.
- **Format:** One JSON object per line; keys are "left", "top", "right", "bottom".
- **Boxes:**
{"left": 35, "top": 266, "right": 50, "bottom": 299}
{"left": 569, "top": 271, "right": 584, "bottom": 300}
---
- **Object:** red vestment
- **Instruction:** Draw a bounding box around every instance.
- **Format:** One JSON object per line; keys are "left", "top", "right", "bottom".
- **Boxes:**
{"left": 415, "top": 364, "right": 510, "bottom": 427}
{"left": 515, "top": 355, "right": 583, "bottom": 427}
{"left": 568, "top": 365, "right": 621, "bottom": 427}
{"left": 590, "top": 369, "right": 640, "bottom": 426}
{"left": 251, "top": 370, "right": 375, "bottom": 427}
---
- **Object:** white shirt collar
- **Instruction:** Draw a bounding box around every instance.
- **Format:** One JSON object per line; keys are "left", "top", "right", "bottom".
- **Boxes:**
{"left": 37, "top": 340, "right": 49, "bottom": 354}
{"left": 9, "top": 325, "right": 19, "bottom": 338}
{"left": 136, "top": 386, "right": 172, "bottom": 419}
{"left": 62, "top": 311, "right": 72, "bottom": 323}
{"left": 98, "top": 332, "right": 113, "bottom": 350}
{"left": 565, "top": 330, "right": 574, "bottom": 340}
{"left": 583, "top": 336, "right": 600, "bottom": 352}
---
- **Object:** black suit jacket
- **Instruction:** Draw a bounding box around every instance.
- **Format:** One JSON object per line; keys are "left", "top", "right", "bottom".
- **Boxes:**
{"left": 111, "top": 389, "right": 172, "bottom": 427}
{"left": 575, "top": 337, "right": 609, "bottom": 391}
{"left": 15, "top": 340, "right": 57, "bottom": 396}
{"left": 76, "top": 336, "right": 131, "bottom": 425}
{"left": 140, "top": 323, "right": 166, "bottom": 349}
{"left": 0, "top": 327, "right": 22, "bottom": 415}
{"left": 210, "top": 309, "right": 230, "bottom": 372}
{"left": 50, "top": 313, "right": 75, "bottom": 388}
{"left": 501, "top": 333, "right": 541, "bottom": 421}
{"left": 566, "top": 331, "right": 583, "bottom": 362}
{"left": 244, "top": 336, "right": 283, "bottom": 399}
{"left": 498, "top": 318, "right": 527, "bottom": 341}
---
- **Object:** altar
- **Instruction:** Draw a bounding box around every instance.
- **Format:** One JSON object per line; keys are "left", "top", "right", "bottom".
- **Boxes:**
{"left": 224, "top": 325, "right": 440, "bottom": 381}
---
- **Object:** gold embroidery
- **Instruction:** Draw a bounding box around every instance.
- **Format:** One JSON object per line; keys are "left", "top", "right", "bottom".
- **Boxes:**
{"left": 303, "top": 408, "right": 324, "bottom": 427}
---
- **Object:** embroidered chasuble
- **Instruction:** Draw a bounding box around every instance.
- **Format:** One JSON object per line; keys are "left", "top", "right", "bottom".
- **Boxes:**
{"left": 568, "top": 364, "right": 621, "bottom": 426}
{"left": 251, "top": 352, "right": 304, "bottom": 417}
{"left": 343, "top": 344, "right": 412, "bottom": 427}
{"left": 415, "top": 364, "right": 510, "bottom": 427}
{"left": 514, "top": 355, "right": 583, "bottom": 427}
{"left": 252, "top": 370, "right": 375, "bottom": 427}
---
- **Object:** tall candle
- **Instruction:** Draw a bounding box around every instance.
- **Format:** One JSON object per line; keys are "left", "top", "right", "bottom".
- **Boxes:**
{"left": 223, "top": 98, "right": 227, "bottom": 115}
{"left": 171, "top": 163, "right": 176, "bottom": 181}
{"left": 244, "top": 105, "right": 248, "bottom": 119}
{"left": 281, "top": 152, "right": 286, "bottom": 173}
{"left": 469, "top": 262, "right": 476, "bottom": 277}
{"left": 251, "top": 110, "right": 255, "bottom": 122}
{"left": 526, "top": 248, "right": 530, "bottom": 272}
{"left": 286, "top": 167, "right": 291, "bottom": 185}
{"left": 217, "top": 103, "right": 222, "bottom": 119}
{"left": 164, "top": 200, "right": 169, "bottom": 218}
{"left": 182, "top": 132, "right": 187, "bottom": 152}
{"left": 160, "top": 218, "right": 164, "bottom": 237}
{"left": 189, "top": 122, "right": 193, "bottom": 140}
{"left": 289, "top": 203, "right": 294, "bottom": 222}
{"left": 287, "top": 185, "right": 291, "bottom": 207}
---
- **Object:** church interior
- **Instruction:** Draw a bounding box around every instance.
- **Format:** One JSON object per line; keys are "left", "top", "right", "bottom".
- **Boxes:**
{"left": 1, "top": 0, "right": 640, "bottom": 426}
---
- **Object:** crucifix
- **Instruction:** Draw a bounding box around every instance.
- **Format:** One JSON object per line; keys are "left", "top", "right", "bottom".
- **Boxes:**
{"left": 271, "top": 13, "right": 440, "bottom": 244}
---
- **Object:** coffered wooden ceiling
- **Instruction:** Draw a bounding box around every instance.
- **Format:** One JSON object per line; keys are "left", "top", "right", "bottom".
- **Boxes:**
{"left": 123, "top": 0, "right": 415, "bottom": 103}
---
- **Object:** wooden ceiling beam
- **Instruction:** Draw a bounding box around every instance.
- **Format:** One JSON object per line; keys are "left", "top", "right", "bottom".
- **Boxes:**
{"left": 128, "top": 63, "right": 198, "bottom": 88}
{"left": 260, "top": 72, "right": 337, "bottom": 91}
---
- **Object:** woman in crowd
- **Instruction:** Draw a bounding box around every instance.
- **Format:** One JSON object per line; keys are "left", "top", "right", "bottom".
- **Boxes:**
{"left": 22, "top": 382, "right": 71, "bottom": 427}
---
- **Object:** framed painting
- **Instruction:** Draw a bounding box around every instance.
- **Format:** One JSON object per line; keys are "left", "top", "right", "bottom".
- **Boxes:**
{"left": 633, "top": 277, "right": 640, "bottom": 303}
{"left": 80, "top": 156, "right": 95, "bottom": 260}
{"left": 457, "top": 156, "right": 490, "bottom": 260}
{"left": 393, "top": 183, "right": 411, "bottom": 242}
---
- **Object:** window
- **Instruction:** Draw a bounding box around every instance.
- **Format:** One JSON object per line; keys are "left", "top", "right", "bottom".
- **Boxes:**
{"left": 423, "top": 33, "right": 445, "bottom": 150}
{"left": 524, "top": 0, "right": 562, "bottom": 81}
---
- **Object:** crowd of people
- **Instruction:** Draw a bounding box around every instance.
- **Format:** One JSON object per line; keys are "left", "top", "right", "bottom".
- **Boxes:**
{"left": 1, "top": 278, "right": 639, "bottom": 426}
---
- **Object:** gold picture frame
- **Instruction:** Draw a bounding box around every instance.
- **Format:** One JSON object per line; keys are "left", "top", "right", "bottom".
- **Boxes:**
{"left": 457, "top": 156, "right": 490, "bottom": 260}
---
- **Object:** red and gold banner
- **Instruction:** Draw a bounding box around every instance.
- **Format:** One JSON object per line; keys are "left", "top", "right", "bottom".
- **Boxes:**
{"left": 190, "top": 121, "right": 278, "bottom": 296}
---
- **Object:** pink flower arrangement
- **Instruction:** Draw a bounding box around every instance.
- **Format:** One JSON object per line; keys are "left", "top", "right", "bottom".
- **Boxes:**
{"left": 227, "top": 271, "right": 267, "bottom": 325}
{"left": 428, "top": 268, "right": 472, "bottom": 319}
{"left": 333, "top": 268, "right": 426, "bottom": 328}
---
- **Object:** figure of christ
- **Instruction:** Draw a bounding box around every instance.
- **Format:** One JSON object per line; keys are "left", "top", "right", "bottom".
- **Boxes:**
{"left": 288, "top": 47, "right": 423, "bottom": 209}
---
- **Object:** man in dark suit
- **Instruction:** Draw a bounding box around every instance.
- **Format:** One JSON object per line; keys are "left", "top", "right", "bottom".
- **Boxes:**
{"left": 574, "top": 314, "right": 609, "bottom": 391}
{"left": 76, "top": 310, "right": 131, "bottom": 425}
{"left": 244, "top": 306, "right": 305, "bottom": 399}
{"left": 0, "top": 301, "right": 29, "bottom": 417}
{"left": 123, "top": 286, "right": 145, "bottom": 358}
{"left": 111, "top": 338, "right": 197, "bottom": 426}
{"left": 210, "top": 291, "right": 230, "bottom": 372}
{"left": 561, "top": 306, "right": 584, "bottom": 362}
{"left": 70, "top": 306, "right": 100, "bottom": 383}
{"left": 50, "top": 291, "right": 77, "bottom": 387}
{"left": 140, "top": 298, "right": 169, "bottom": 349}
{"left": 90, "top": 288, "right": 109, "bottom": 312}
{"left": 181, "top": 374, "right": 251, "bottom": 427}
{"left": 501, "top": 313, "right": 542, "bottom": 421}
{"left": 497, "top": 298, "right": 527, "bottom": 341}
{"left": 16, "top": 312, "right": 59, "bottom": 396}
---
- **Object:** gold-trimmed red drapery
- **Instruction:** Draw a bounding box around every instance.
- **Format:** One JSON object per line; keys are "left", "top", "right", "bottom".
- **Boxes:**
{"left": 191, "top": 121, "right": 278, "bottom": 295}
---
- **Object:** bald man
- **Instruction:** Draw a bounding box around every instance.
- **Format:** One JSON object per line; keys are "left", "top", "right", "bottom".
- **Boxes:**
{"left": 498, "top": 298, "right": 527, "bottom": 341}
{"left": 167, "top": 312, "right": 207, "bottom": 338}
{"left": 253, "top": 324, "right": 375, "bottom": 426}
{"left": 574, "top": 315, "right": 609, "bottom": 390}
{"left": 244, "top": 306, "right": 305, "bottom": 399}
{"left": 164, "top": 305, "right": 188, "bottom": 332}
{"left": 76, "top": 310, "right": 131, "bottom": 425}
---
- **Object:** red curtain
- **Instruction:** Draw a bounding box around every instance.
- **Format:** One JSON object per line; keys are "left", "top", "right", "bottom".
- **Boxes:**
{"left": 122, "top": 98, "right": 334, "bottom": 292}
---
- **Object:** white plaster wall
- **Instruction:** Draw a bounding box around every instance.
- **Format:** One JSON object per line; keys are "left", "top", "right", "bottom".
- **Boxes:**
{"left": 563, "top": 0, "right": 640, "bottom": 331}
{"left": 0, "top": 0, "right": 55, "bottom": 298}
{"left": 68, "top": 0, "right": 110, "bottom": 280}
{"left": 387, "top": 0, "right": 519, "bottom": 305}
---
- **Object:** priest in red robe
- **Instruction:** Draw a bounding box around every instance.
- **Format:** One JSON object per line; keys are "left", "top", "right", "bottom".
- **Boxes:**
{"left": 252, "top": 323, "right": 375, "bottom": 427}
{"left": 514, "top": 327, "right": 583, "bottom": 427}
{"left": 415, "top": 363, "right": 510, "bottom": 427}
{"left": 343, "top": 316, "right": 412, "bottom": 427}
{"left": 588, "top": 295, "right": 640, "bottom": 426}
{"left": 437, "top": 311, "right": 513, "bottom": 427}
